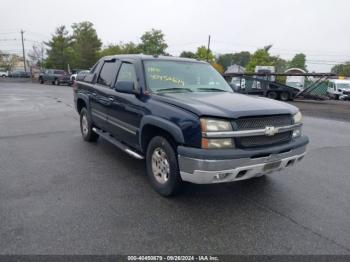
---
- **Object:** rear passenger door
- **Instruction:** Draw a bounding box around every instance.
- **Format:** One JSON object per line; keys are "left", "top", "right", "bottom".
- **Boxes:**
{"left": 90, "top": 59, "right": 120, "bottom": 131}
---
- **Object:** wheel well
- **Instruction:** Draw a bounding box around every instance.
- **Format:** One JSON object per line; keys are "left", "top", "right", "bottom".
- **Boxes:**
{"left": 141, "top": 125, "right": 177, "bottom": 153}
{"left": 77, "top": 99, "right": 86, "bottom": 114}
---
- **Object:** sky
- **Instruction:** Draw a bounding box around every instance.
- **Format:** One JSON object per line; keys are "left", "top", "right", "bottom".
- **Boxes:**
{"left": 1, "top": 0, "right": 349, "bottom": 72}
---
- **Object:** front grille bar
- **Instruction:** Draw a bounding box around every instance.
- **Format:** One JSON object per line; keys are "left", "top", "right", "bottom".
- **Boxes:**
{"left": 202, "top": 123, "right": 302, "bottom": 138}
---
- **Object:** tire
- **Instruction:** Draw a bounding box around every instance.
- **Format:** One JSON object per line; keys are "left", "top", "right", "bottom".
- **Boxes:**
{"left": 280, "top": 91, "right": 290, "bottom": 101}
{"left": 335, "top": 95, "right": 339, "bottom": 100}
{"left": 146, "top": 136, "right": 182, "bottom": 196}
{"left": 80, "top": 108, "right": 99, "bottom": 142}
{"left": 54, "top": 79, "right": 60, "bottom": 86}
{"left": 39, "top": 78, "right": 44, "bottom": 84}
{"left": 267, "top": 91, "right": 278, "bottom": 100}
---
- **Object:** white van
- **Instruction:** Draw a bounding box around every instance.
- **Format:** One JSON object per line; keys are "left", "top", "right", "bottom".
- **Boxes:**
{"left": 0, "top": 69, "right": 8, "bottom": 77}
{"left": 327, "top": 79, "right": 350, "bottom": 100}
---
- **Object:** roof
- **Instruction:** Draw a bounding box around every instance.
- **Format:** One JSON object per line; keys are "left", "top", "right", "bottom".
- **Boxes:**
{"left": 102, "top": 54, "right": 206, "bottom": 63}
{"left": 329, "top": 79, "right": 350, "bottom": 83}
{"left": 285, "top": 68, "right": 307, "bottom": 74}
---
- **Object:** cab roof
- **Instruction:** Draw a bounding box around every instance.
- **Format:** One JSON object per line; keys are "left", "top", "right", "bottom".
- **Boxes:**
{"left": 101, "top": 54, "right": 206, "bottom": 63}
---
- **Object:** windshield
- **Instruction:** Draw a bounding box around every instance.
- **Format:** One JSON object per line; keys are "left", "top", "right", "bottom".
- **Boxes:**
{"left": 337, "top": 83, "right": 350, "bottom": 89}
{"left": 144, "top": 60, "right": 233, "bottom": 93}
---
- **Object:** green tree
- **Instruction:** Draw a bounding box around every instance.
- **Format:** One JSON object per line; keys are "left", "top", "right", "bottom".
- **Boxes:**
{"left": 245, "top": 48, "right": 273, "bottom": 73}
{"left": 195, "top": 46, "right": 215, "bottom": 63}
{"left": 288, "top": 53, "right": 307, "bottom": 71}
{"left": 122, "top": 42, "right": 141, "bottom": 54}
{"left": 139, "top": 29, "right": 168, "bottom": 55}
{"left": 179, "top": 51, "right": 197, "bottom": 59}
{"left": 99, "top": 44, "right": 123, "bottom": 57}
{"left": 217, "top": 51, "right": 251, "bottom": 70}
{"left": 331, "top": 62, "right": 350, "bottom": 77}
{"left": 98, "top": 42, "right": 141, "bottom": 58}
{"left": 45, "top": 25, "right": 74, "bottom": 70}
{"left": 271, "top": 56, "right": 288, "bottom": 73}
{"left": 71, "top": 21, "right": 102, "bottom": 68}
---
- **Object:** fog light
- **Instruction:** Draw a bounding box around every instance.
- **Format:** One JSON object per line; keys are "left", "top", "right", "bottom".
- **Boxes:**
{"left": 214, "top": 172, "right": 230, "bottom": 180}
{"left": 292, "top": 127, "right": 302, "bottom": 138}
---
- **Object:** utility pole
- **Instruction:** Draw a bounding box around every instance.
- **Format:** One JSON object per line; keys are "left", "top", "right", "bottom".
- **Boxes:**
{"left": 41, "top": 42, "right": 44, "bottom": 71}
{"left": 20, "top": 30, "right": 27, "bottom": 72}
{"left": 206, "top": 35, "right": 211, "bottom": 62}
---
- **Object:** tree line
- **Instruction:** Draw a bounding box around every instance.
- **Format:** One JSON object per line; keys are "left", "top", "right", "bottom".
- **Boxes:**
{"left": 43, "top": 21, "right": 310, "bottom": 74}
{"left": 5, "top": 20, "right": 347, "bottom": 76}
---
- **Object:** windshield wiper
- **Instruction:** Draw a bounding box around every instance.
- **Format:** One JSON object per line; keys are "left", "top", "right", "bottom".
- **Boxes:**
{"left": 196, "top": 88, "right": 228, "bottom": 92}
{"left": 155, "top": 87, "right": 193, "bottom": 93}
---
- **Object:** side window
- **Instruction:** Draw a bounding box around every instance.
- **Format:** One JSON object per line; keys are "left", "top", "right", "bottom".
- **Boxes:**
{"left": 116, "top": 63, "right": 137, "bottom": 84}
{"left": 97, "top": 61, "right": 118, "bottom": 87}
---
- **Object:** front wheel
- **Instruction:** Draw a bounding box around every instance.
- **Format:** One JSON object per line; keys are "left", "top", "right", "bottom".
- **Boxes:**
{"left": 146, "top": 136, "right": 182, "bottom": 196}
{"left": 267, "top": 91, "right": 278, "bottom": 100}
{"left": 54, "top": 79, "right": 60, "bottom": 86}
{"left": 280, "top": 91, "right": 290, "bottom": 101}
{"left": 80, "top": 108, "right": 99, "bottom": 142}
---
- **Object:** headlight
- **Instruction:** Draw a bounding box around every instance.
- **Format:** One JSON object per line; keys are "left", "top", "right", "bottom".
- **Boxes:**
{"left": 292, "top": 127, "right": 302, "bottom": 138}
{"left": 201, "top": 138, "right": 234, "bottom": 149}
{"left": 200, "top": 118, "right": 234, "bottom": 149}
{"left": 200, "top": 118, "right": 232, "bottom": 132}
{"left": 293, "top": 111, "right": 303, "bottom": 124}
{"left": 292, "top": 112, "right": 303, "bottom": 138}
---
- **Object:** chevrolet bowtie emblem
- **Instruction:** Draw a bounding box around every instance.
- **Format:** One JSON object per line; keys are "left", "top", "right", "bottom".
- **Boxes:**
{"left": 265, "top": 126, "right": 277, "bottom": 136}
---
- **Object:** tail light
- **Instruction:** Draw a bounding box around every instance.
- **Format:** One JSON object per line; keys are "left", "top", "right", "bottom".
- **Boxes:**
{"left": 72, "top": 80, "right": 77, "bottom": 91}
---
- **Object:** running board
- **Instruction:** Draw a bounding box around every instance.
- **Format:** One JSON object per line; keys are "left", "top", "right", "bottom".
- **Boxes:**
{"left": 92, "top": 128, "right": 144, "bottom": 160}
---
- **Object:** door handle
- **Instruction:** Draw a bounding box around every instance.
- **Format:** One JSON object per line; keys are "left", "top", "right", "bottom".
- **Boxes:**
{"left": 108, "top": 97, "right": 114, "bottom": 102}
{"left": 92, "top": 92, "right": 97, "bottom": 96}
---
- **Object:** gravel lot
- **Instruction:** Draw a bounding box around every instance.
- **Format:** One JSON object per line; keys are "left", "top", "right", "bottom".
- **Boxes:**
{"left": 1, "top": 81, "right": 350, "bottom": 255}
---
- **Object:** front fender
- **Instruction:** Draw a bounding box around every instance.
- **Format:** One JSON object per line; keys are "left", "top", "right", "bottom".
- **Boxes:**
{"left": 139, "top": 115, "right": 185, "bottom": 147}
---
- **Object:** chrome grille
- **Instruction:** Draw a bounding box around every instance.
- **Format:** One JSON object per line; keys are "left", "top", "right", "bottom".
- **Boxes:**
{"left": 233, "top": 115, "right": 293, "bottom": 148}
{"left": 237, "top": 132, "right": 292, "bottom": 148}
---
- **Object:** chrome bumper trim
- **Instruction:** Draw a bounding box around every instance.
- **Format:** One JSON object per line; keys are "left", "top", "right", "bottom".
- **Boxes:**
{"left": 202, "top": 123, "right": 302, "bottom": 138}
{"left": 178, "top": 146, "right": 306, "bottom": 184}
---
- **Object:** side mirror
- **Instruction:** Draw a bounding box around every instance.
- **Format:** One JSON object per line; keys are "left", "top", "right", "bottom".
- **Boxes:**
{"left": 115, "top": 81, "right": 138, "bottom": 95}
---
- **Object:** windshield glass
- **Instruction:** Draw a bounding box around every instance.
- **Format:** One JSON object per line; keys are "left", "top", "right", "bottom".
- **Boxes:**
{"left": 144, "top": 60, "right": 233, "bottom": 93}
{"left": 337, "top": 83, "right": 350, "bottom": 89}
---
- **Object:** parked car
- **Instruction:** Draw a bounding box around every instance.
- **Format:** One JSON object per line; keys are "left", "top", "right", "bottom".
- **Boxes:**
{"left": 327, "top": 79, "right": 350, "bottom": 100}
{"left": 8, "top": 70, "right": 30, "bottom": 78}
{"left": 74, "top": 55, "right": 309, "bottom": 196}
{"left": 0, "top": 69, "right": 8, "bottom": 77}
{"left": 71, "top": 70, "right": 89, "bottom": 83}
{"left": 39, "top": 69, "right": 71, "bottom": 85}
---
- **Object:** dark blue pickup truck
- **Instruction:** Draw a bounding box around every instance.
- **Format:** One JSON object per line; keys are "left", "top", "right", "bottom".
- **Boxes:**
{"left": 74, "top": 55, "right": 309, "bottom": 196}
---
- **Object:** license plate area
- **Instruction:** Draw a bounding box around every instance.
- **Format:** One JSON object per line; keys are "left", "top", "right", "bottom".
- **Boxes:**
{"left": 263, "top": 160, "right": 281, "bottom": 171}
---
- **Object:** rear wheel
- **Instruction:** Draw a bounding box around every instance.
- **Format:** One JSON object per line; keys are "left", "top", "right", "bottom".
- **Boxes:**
{"left": 267, "top": 91, "right": 278, "bottom": 100}
{"left": 80, "top": 108, "right": 99, "bottom": 142}
{"left": 280, "top": 91, "right": 290, "bottom": 101}
{"left": 54, "top": 79, "right": 60, "bottom": 86}
{"left": 39, "top": 77, "right": 44, "bottom": 84}
{"left": 146, "top": 136, "right": 182, "bottom": 196}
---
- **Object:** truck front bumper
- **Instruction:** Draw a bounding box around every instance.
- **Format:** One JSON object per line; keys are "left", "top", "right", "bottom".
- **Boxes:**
{"left": 177, "top": 136, "right": 309, "bottom": 184}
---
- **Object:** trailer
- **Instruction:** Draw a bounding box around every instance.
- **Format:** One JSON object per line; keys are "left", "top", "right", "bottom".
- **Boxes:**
{"left": 223, "top": 72, "right": 336, "bottom": 101}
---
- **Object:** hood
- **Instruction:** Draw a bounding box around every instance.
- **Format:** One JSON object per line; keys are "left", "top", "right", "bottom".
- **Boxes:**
{"left": 152, "top": 92, "right": 298, "bottom": 118}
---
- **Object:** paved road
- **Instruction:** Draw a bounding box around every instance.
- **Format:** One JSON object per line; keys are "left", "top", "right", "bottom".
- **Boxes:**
{"left": 1, "top": 82, "right": 350, "bottom": 255}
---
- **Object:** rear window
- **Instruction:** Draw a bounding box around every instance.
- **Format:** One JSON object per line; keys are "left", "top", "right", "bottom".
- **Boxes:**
{"left": 97, "top": 61, "right": 118, "bottom": 87}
